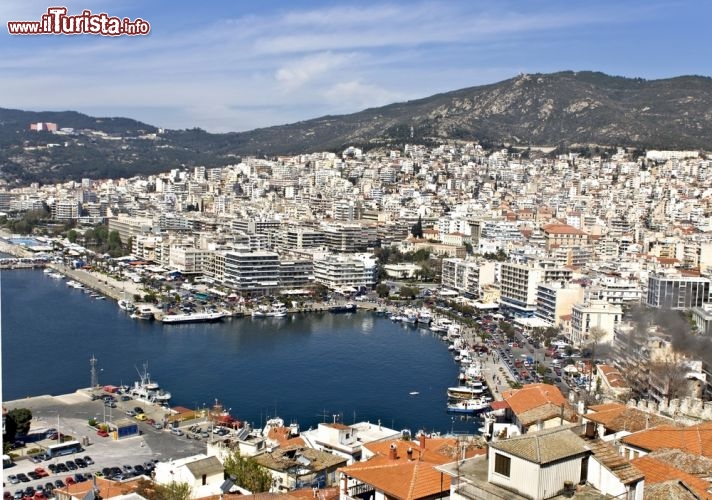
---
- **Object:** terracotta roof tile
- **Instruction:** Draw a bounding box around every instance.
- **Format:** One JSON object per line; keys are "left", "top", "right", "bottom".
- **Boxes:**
{"left": 542, "top": 223, "right": 585, "bottom": 235}
{"left": 622, "top": 422, "right": 712, "bottom": 457}
{"left": 340, "top": 437, "right": 485, "bottom": 500}
{"left": 631, "top": 455, "right": 712, "bottom": 499}
{"left": 584, "top": 403, "right": 674, "bottom": 434}
{"left": 489, "top": 427, "right": 587, "bottom": 464}
{"left": 501, "top": 383, "right": 570, "bottom": 416}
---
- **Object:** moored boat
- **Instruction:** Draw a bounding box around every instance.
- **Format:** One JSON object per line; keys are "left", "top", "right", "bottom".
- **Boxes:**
{"left": 161, "top": 311, "right": 226, "bottom": 324}
{"left": 447, "top": 397, "right": 490, "bottom": 414}
{"left": 447, "top": 385, "right": 484, "bottom": 400}
{"left": 130, "top": 362, "right": 171, "bottom": 403}
{"left": 329, "top": 303, "right": 357, "bottom": 313}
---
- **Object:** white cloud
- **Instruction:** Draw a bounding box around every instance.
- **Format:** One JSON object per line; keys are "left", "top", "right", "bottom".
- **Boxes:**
{"left": 275, "top": 51, "right": 359, "bottom": 89}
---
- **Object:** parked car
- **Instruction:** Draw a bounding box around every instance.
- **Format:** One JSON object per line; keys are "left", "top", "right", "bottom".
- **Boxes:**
{"left": 133, "top": 407, "right": 144, "bottom": 414}
{"left": 15, "top": 474, "right": 29, "bottom": 483}
{"left": 170, "top": 428, "right": 183, "bottom": 436}
{"left": 97, "top": 429, "right": 109, "bottom": 437}
{"left": 83, "top": 456, "right": 94, "bottom": 465}
{"left": 65, "top": 461, "right": 77, "bottom": 471}
{"left": 74, "top": 458, "right": 87, "bottom": 468}
{"left": 7, "top": 476, "right": 19, "bottom": 485}
{"left": 53, "top": 480, "right": 65, "bottom": 489}
{"left": 64, "top": 477, "right": 76, "bottom": 486}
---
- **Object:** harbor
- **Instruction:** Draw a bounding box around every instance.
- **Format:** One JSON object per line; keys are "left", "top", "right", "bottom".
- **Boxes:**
{"left": 2, "top": 269, "right": 477, "bottom": 435}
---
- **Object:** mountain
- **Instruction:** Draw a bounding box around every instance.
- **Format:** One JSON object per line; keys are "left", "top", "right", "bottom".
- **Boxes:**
{"left": 2, "top": 71, "right": 711, "bottom": 183}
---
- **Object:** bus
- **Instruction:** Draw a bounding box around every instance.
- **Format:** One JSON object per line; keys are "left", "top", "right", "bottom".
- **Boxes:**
{"left": 46, "top": 440, "right": 83, "bottom": 458}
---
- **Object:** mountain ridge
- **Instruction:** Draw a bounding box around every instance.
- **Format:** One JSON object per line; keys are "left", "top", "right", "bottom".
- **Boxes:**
{"left": 2, "top": 70, "right": 711, "bottom": 183}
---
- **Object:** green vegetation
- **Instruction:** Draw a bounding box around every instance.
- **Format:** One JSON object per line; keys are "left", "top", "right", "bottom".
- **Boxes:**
{"left": 223, "top": 449, "right": 272, "bottom": 493}
{"left": 134, "top": 478, "right": 193, "bottom": 500}
{"left": 83, "top": 225, "right": 128, "bottom": 257}
{"left": 3, "top": 408, "right": 32, "bottom": 451}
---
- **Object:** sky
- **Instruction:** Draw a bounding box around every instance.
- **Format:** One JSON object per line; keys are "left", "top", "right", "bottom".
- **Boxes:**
{"left": 0, "top": 1, "right": 710, "bottom": 133}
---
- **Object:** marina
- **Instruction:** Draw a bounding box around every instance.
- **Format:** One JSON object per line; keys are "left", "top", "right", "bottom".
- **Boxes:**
{"left": 2, "top": 268, "right": 479, "bottom": 435}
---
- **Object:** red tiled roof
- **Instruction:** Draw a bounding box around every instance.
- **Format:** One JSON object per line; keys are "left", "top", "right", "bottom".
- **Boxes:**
{"left": 622, "top": 422, "right": 712, "bottom": 457}
{"left": 542, "top": 223, "right": 585, "bottom": 235}
{"left": 501, "top": 383, "right": 568, "bottom": 415}
{"left": 631, "top": 456, "right": 712, "bottom": 499}
{"left": 339, "top": 437, "right": 485, "bottom": 500}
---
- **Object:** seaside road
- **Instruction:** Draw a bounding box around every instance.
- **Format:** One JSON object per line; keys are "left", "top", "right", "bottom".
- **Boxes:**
{"left": 3, "top": 392, "right": 206, "bottom": 491}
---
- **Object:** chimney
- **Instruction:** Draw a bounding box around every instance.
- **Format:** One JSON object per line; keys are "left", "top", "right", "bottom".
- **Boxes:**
{"left": 419, "top": 432, "right": 426, "bottom": 450}
{"left": 389, "top": 443, "right": 397, "bottom": 460}
{"left": 407, "top": 447, "right": 413, "bottom": 461}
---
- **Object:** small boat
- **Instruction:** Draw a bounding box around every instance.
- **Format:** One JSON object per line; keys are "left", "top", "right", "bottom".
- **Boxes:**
{"left": 161, "top": 311, "right": 226, "bottom": 324}
{"left": 130, "top": 362, "right": 171, "bottom": 403}
{"left": 416, "top": 309, "right": 432, "bottom": 325}
{"left": 130, "top": 306, "right": 154, "bottom": 320}
{"left": 267, "top": 302, "right": 288, "bottom": 317}
{"left": 118, "top": 299, "right": 135, "bottom": 312}
{"left": 447, "top": 397, "right": 490, "bottom": 414}
{"left": 409, "top": 391, "right": 420, "bottom": 395}
{"left": 329, "top": 303, "right": 357, "bottom": 313}
{"left": 447, "top": 386, "right": 484, "bottom": 400}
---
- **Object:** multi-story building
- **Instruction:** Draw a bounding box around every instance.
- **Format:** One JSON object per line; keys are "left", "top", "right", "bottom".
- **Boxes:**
{"left": 223, "top": 250, "right": 281, "bottom": 296}
{"left": 584, "top": 277, "right": 644, "bottom": 306}
{"left": 169, "top": 245, "right": 212, "bottom": 274}
{"left": 108, "top": 214, "right": 155, "bottom": 244}
{"left": 541, "top": 223, "right": 589, "bottom": 251}
{"left": 534, "top": 282, "right": 584, "bottom": 327}
{"left": 52, "top": 199, "right": 81, "bottom": 221}
{"left": 322, "top": 223, "right": 377, "bottom": 253}
{"left": 499, "top": 261, "right": 573, "bottom": 317}
{"left": 690, "top": 303, "right": 712, "bottom": 336}
{"left": 312, "top": 253, "right": 377, "bottom": 291}
{"left": 279, "top": 260, "right": 314, "bottom": 289}
{"left": 441, "top": 258, "right": 496, "bottom": 298}
{"left": 499, "top": 263, "right": 543, "bottom": 316}
{"left": 646, "top": 273, "right": 711, "bottom": 310}
{"left": 570, "top": 299, "right": 622, "bottom": 345}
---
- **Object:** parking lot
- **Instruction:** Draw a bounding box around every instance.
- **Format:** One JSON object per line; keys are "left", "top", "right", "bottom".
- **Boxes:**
{"left": 3, "top": 392, "right": 209, "bottom": 498}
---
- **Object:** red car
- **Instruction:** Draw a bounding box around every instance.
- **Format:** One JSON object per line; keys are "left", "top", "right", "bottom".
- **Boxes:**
{"left": 34, "top": 468, "right": 49, "bottom": 478}
{"left": 97, "top": 429, "right": 109, "bottom": 437}
{"left": 65, "top": 477, "right": 76, "bottom": 486}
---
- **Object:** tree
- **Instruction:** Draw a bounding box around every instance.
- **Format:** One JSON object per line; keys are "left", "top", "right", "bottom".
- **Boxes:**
{"left": 67, "top": 229, "right": 78, "bottom": 243}
{"left": 5, "top": 408, "right": 32, "bottom": 442}
{"left": 133, "top": 478, "right": 192, "bottom": 500}
{"left": 586, "top": 327, "right": 607, "bottom": 395}
{"left": 397, "top": 285, "right": 419, "bottom": 299}
{"left": 411, "top": 215, "right": 423, "bottom": 239}
{"left": 376, "top": 283, "right": 390, "bottom": 298}
{"left": 223, "top": 450, "right": 272, "bottom": 493}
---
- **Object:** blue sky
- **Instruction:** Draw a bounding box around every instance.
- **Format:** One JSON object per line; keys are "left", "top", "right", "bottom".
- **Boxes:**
{"left": 1, "top": 1, "right": 709, "bottom": 132}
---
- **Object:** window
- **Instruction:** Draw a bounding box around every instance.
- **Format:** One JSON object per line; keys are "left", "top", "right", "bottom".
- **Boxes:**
{"left": 494, "top": 453, "right": 511, "bottom": 477}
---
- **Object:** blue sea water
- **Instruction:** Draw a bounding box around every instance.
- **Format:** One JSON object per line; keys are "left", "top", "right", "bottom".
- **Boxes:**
{"left": 1, "top": 269, "right": 479, "bottom": 434}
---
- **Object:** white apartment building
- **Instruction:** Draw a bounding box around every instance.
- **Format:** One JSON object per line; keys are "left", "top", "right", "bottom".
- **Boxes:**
{"left": 169, "top": 245, "right": 212, "bottom": 274}
{"left": 500, "top": 261, "right": 573, "bottom": 316}
{"left": 571, "top": 299, "right": 622, "bottom": 346}
{"left": 52, "top": 199, "right": 80, "bottom": 220}
{"left": 499, "top": 263, "right": 543, "bottom": 315}
{"left": 535, "top": 282, "right": 584, "bottom": 327}
{"left": 108, "top": 214, "right": 154, "bottom": 244}
{"left": 313, "top": 253, "right": 377, "bottom": 291}
{"left": 584, "top": 277, "right": 644, "bottom": 305}
{"left": 441, "top": 258, "right": 496, "bottom": 298}
{"left": 223, "top": 250, "right": 281, "bottom": 296}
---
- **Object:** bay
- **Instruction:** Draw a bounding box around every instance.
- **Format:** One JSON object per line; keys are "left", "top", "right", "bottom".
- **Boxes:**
{"left": 1, "top": 269, "right": 478, "bottom": 434}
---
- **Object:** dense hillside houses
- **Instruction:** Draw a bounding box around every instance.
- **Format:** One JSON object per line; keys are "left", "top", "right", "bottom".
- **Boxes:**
{"left": 3, "top": 144, "right": 712, "bottom": 498}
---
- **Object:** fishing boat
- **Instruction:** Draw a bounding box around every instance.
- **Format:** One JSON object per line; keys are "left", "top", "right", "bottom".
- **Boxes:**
{"left": 129, "top": 363, "right": 171, "bottom": 404}
{"left": 447, "top": 397, "right": 490, "bottom": 414}
{"left": 118, "top": 299, "right": 135, "bottom": 312}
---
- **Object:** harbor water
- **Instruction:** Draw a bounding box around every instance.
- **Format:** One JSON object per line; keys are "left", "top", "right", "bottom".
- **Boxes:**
{"left": 1, "top": 269, "right": 479, "bottom": 434}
